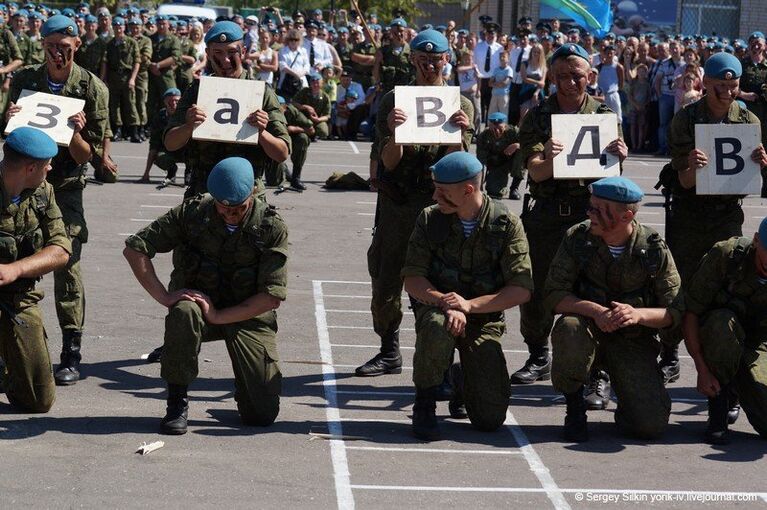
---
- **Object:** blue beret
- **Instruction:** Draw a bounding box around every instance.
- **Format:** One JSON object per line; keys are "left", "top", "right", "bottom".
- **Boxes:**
{"left": 551, "top": 43, "right": 591, "bottom": 65}
{"left": 488, "top": 112, "right": 507, "bottom": 123}
{"left": 168, "top": 15, "right": 178, "bottom": 21}
{"left": 617, "top": 35, "right": 626, "bottom": 42}
{"left": 390, "top": 18, "right": 407, "bottom": 28}
{"left": 457, "top": 29, "right": 468, "bottom": 36}
{"left": 277, "top": 95, "right": 286, "bottom": 105}
{"left": 127, "top": 16, "right": 141, "bottom": 26}
{"left": 430, "top": 152, "right": 483, "bottom": 184}
{"left": 420, "top": 24, "right": 433, "bottom": 31}
{"left": 750, "top": 31, "right": 765, "bottom": 41}
{"left": 23, "top": 3, "right": 34, "bottom": 9}
{"left": 207, "top": 157, "right": 254, "bottom": 206}
{"left": 305, "top": 19, "right": 319, "bottom": 29}
{"left": 84, "top": 14, "right": 96, "bottom": 23}
{"left": 146, "top": 17, "right": 155, "bottom": 25}
{"left": 13, "top": 9, "right": 28, "bottom": 18}
{"left": 155, "top": 14, "right": 168, "bottom": 21}
{"left": 589, "top": 176, "right": 643, "bottom": 203}
{"left": 116, "top": 8, "right": 127, "bottom": 17}
{"left": 736, "top": 99, "right": 747, "bottom": 110}
{"left": 127, "top": 7, "right": 138, "bottom": 16}
{"left": 604, "top": 32, "right": 616, "bottom": 39}
{"left": 177, "top": 20, "right": 187, "bottom": 28}
{"left": 169, "top": 21, "right": 177, "bottom": 28}
{"left": 61, "top": 7, "right": 75, "bottom": 17}
{"left": 528, "top": 34, "right": 538, "bottom": 42}
{"left": 78, "top": 1, "right": 89, "bottom": 7}
{"left": 759, "top": 217, "right": 767, "bottom": 247}
{"left": 567, "top": 28, "right": 579, "bottom": 34}
{"left": 8, "top": 2, "right": 19, "bottom": 8}
{"left": 140, "top": 8, "right": 149, "bottom": 14}
{"left": 27, "top": 11, "right": 42, "bottom": 20}
{"left": 345, "top": 90, "right": 359, "bottom": 99}
{"left": 704, "top": 52, "right": 742, "bottom": 80}
{"left": 313, "top": 8, "right": 322, "bottom": 15}
{"left": 204, "top": 20, "right": 243, "bottom": 44}
{"left": 5, "top": 127, "right": 58, "bottom": 160}
{"left": 435, "top": 24, "right": 446, "bottom": 32}
{"left": 411, "top": 29, "right": 449, "bottom": 53}
{"left": 112, "top": 17, "right": 125, "bottom": 26}
{"left": 725, "top": 45, "right": 734, "bottom": 54}
{"left": 41, "top": 15, "right": 78, "bottom": 37}
{"left": 338, "top": 26, "right": 348, "bottom": 33}
{"left": 163, "top": 87, "right": 181, "bottom": 97}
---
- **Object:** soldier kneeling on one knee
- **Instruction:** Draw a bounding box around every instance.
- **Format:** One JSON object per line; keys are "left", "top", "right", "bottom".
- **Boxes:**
{"left": 544, "top": 176, "right": 683, "bottom": 442}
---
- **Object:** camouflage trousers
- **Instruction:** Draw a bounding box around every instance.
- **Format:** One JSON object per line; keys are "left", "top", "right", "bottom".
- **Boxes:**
{"left": 551, "top": 315, "right": 670, "bottom": 439}
{"left": 520, "top": 199, "right": 587, "bottom": 352}
{"left": 485, "top": 155, "right": 523, "bottom": 199}
{"left": 0, "top": 293, "right": 55, "bottom": 413}
{"left": 666, "top": 200, "right": 743, "bottom": 284}
{"left": 54, "top": 188, "right": 87, "bottom": 333}
{"left": 135, "top": 72, "right": 149, "bottom": 126}
{"left": 367, "top": 192, "right": 434, "bottom": 339}
{"left": 699, "top": 309, "right": 767, "bottom": 438}
{"left": 161, "top": 300, "right": 282, "bottom": 426}
{"left": 154, "top": 151, "right": 180, "bottom": 180}
{"left": 314, "top": 121, "right": 330, "bottom": 140}
{"left": 290, "top": 132, "right": 310, "bottom": 174}
{"left": 108, "top": 75, "right": 140, "bottom": 129}
{"left": 148, "top": 71, "right": 177, "bottom": 125}
{"left": 413, "top": 306, "right": 511, "bottom": 431}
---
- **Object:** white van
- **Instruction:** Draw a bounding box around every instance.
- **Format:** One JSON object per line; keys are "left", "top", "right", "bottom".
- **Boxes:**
{"left": 156, "top": 4, "right": 218, "bottom": 21}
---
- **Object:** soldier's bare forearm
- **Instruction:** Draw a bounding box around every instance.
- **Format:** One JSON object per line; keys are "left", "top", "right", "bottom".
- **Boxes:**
{"left": 527, "top": 152, "right": 554, "bottom": 182}
{"left": 68, "top": 133, "right": 92, "bottom": 165}
{"left": 467, "top": 285, "right": 531, "bottom": 313}
{"left": 164, "top": 125, "right": 193, "bottom": 152}
{"left": 381, "top": 138, "right": 403, "bottom": 170}
{"left": 682, "top": 312, "right": 709, "bottom": 372}
{"left": 403, "top": 276, "right": 444, "bottom": 307}
{"left": 554, "top": 294, "right": 608, "bottom": 319}
{"left": 258, "top": 131, "right": 289, "bottom": 163}
{"left": 12, "top": 245, "right": 69, "bottom": 280}
{"left": 634, "top": 307, "right": 674, "bottom": 329}
{"left": 2, "top": 59, "right": 22, "bottom": 75}
{"left": 211, "top": 292, "right": 282, "bottom": 324}
{"left": 123, "top": 247, "right": 170, "bottom": 306}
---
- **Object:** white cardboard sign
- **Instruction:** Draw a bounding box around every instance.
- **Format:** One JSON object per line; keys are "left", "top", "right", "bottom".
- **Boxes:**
{"left": 4, "top": 89, "right": 85, "bottom": 146}
{"left": 551, "top": 113, "right": 620, "bottom": 179}
{"left": 193, "top": 76, "right": 265, "bottom": 145}
{"left": 695, "top": 123, "right": 762, "bottom": 195}
{"left": 394, "top": 85, "right": 461, "bottom": 145}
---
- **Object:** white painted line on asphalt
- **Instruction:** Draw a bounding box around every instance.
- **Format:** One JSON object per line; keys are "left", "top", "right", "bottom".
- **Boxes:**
{"left": 356, "top": 201, "right": 376, "bottom": 205}
{"left": 313, "top": 281, "right": 355, "bottom": 510}
{"left": 140, "top": 205, "right": 172, "bottom": 209}
{"left": 743, "top": 205, "right": 767, "bottom": 209}
{"left": 330, "top": 343, "right": 524, "bottom": 354}
{"left": 637, "top": 211, "right": 661, "bottom": 216}
{"left": 328, "top": 326, "right": 415, "bottom": 331}
{"left": 337, "top": 390, "right": 413, "bottom": 396}
{"left": 323, "top": 294, "right": 371, "bottom": 299}
{"left": 148, "top": 193, "right": 185, "bottom": 198}
{"left": 325, "top": 309, "right": 413, "bottom": 315}
{"left": 342, "top": 418, "right": 411, "bottom": 424}
{"left": 319, "top": 280, "right": 371, "bottom": 285}
{"left": 504, "top": 409, "right": 571, "bottom": 509}
{"left": 112, "top": 154, "right": 144, "bottom": 160}
{"left": 307, "top": 163, "right": 368, "bottom": 168}
{"left": 636, "top": 161, "right": 648, "bottom": 166}
{"left": 356, "top": 213, "right": 375, "bottom": 216}
{"left": 335, "top": 389, "right": 702, "bottom": 403}
{"left": 130, "top": 218, "right": 152, "bottom": 222}
{"left": 345, "top": 446, "right": 523, "bottom": 455}
{"left": 349, "top": 141, "right": 360, "bottom": 154}
{"left": 334, "top": 364, "right": 412, "bottom": 370}
{"left": 118, "top": 233, "right": 133, "bottom": 236}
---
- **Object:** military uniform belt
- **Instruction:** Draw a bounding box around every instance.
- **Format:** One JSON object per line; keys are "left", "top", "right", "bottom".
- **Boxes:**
{"left": 672, "top": 196, "right": 741, "bottom": 212}
{"left": 533, "top": 196, "right": 590, "bottom": 217}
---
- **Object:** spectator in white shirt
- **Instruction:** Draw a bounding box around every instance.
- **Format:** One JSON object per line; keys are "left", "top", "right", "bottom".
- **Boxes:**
{"left": 303, "top": 19, "right": 334, "bottom": 71}
{"left": 277, "top": 28, "right": 311, "bottom": 98}
{"left": 473, "top": 22, "right": 503, "bottom": 125}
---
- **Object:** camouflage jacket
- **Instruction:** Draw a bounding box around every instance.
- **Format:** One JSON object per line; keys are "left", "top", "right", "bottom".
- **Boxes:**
{"left": 133, "top": 34, "right": 152, "bottom": 76}
{"left": 476, "top": 125, "right": 520, "bottom": 171}
{"left": 379, "top": 43, "right": 414, "bottom": 94}
{"left": 75, "top": 36, "right": 107, "bottom": 75}
{"left": 149, "top": 32, "right": 180, "bottom": 73}
{"left": 15, "top": 32, "right": 43, "bottom": 66}
{"left": 125, "top": 192, "right": 288, "bottom": 309}
{"left": 0, "top": 28, "right": 22, "bottom": 71}
{"left": 292, "top": 87, "right": 331, "bottom": 118}
{"left": 104, "top": 36, "right": 140, "bottom": 75}
{"left": 402, "top": 194, "right": 533, "bottom": 302}
{"left": 8, "top": 63, "right": 109, "bottom": 191}
{"left": 283, "top": 104, "right": 314, "bottom": 130}
{"left": 519, "top": 93, "right": 622, "bottom": 199}
{"left": 544, "top": 219, "right": 683, "bottom": 332}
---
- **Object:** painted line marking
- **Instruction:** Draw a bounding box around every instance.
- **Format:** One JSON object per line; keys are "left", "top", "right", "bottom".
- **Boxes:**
{"left": 117, "top": 233, "right": 133, "bottom": 236}
{"left": 334, "top": 364, "right": 412, "bottom": 370}
{"left": 356, "top": 201, "right": 377, "bottom": 205}
{"left": 642, "top": 223, "right": 665, "bottom": 227}
{"left": 356, "top": 213, "right": 375, "bottom": 216}
{"left": 129, "top": 218, "right": 152, "bottom": 222}
{"left": 341, "top": 418, "right": 412, "bottom": 424}
{"left": 313, "top": 280, "right": 355, "bottom": 510}
{"left": 140, "top": 205, "right": 172, "bottom": 209}
{"left": 349, "top": 141, "right": 360, "bottom": 154}
{"left": 112, "top": 154, "right": 145, "bottom": 160}
{"left": 345, "top": 446, "right": 523, "bottom": 455}
{"left": 318, "top": 280, "right": 371, "bottom": 285}
{"left": 327, "top": 326, "right": 415, "bottom": 331}
{"left": 147, "top": 193, "right": 185, "bottom": 198}
{"left": 330, "top": 343, "right": 523, "bottom": 354}
{"left": 504, "top": 408, "right": 570, "bottom": 509}
{"left": 325, "top": 309, "right": 413, "bottom": 315}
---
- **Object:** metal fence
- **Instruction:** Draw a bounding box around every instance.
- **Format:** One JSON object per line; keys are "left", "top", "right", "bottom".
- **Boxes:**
{"left": 680, "top": 0, "right": 740, "bottom": 38}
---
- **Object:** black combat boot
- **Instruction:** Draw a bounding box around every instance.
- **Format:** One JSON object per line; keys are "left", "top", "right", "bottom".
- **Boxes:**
{"left": 129, "top": 125, "right": 141, "bottom": 143}
{"left": 145, "top": 345, "right": 163, "bottom": 363}
{"left": 727, "top": 386, "right": 740, "bottom": 425}
{"left": 509, "top": 177, "right": 522, "bottom": 200}
{"left": 289, "top": 164, "right": 306, "bottom": 191}
{"left": 564, "top": 386, "right": 589, "bottom": 442}
{"left": 111, "top": 127, "right": 123, "bottom": 142}
{"left": 161, "top": 384, "right": 189, "bottom": 435}
{"left": 54, "top": 331, "right": 82, "bottom": 385}
{"left": 705, "top": 388, "right": 730, "bottom": 445}
{"left": 355, "top": 330, "right": 402, "bottom": 376}
{"left": 436, "top": 351, "right": 455, "bottom": 401}
{"left": 447, "top": 362, "right": 467, "bottom": 419}
{"left": 584, "top": 370, "right": 611, "bottom": 410}
{"left": 412, "top": 386, "right": 440, "bottom": 441}
{"left": 510, "top": 346, "right": 551, "bottom": 385}
{"left": 659, "top": 345, "right": 680, "bottom": 384}
{"left": 0, "top": 356, "right": 5, "bottom": 394}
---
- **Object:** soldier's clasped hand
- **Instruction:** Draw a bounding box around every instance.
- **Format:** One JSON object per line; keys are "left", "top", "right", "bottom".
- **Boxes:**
{"left": 751, "top": 144, "right": 767, "bottom": 167}
{"left": 387, "top": 107, "right": 407, "bottom": 133}
{"left": 444, "top": 308, "right": 467, "bottom": 337}
{"left": 440, "top": 291, "right": 472, "bottom": 314}
{"left": 543, "top": 137, "right": 564, "bottom": 160}
{"left": 605, "top": 138, "right": 628, "bottom": 162}
{"left": 687, "top": 148, "right": 708, "bottom": 171}
{"left": 185, "top": 104, "right": 207, "bottom": 129}
{"left": 246, "top": 109, "right": 269, "bottom": 131}
{"left": 68, "top": 111, "right": 86, "bottom": 133}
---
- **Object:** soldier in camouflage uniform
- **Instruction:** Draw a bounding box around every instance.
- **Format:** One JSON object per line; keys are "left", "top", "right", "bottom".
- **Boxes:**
{"left": 0, "top": 15, "right": 22, "bottom": 117}
{"left": 272, "top": 94, "right": 314, "bottom": 189}
{"left": 682, "top": 218, "right": 767, "bottom": 444}
{"left": 738, "top": 31, "right": 767, "bottom": 187}
{"left": 148, "top": 16, "right": 180, "bottom": 125}
{"left": 101, "top": 17, "right": 140, "bottom": 143}
{"left": 0, "top": 127, "right": 71, "bottom": 413}
{"left": 175, "top": 21, "right": 196, "bottom": 93}
{"left": 292, "top": 71, "right": 331, "bottom": 140}
{"left": 546, "top": 177, "right": 683, "bottom": 441}
{"left": 141, "top": 87, "right": 184, "bottom": 184}
{"left": 356, "top": 29, "right": 474, "bottom": 378}
{"left": 128, "top": 16, "right": 151, "bottom": 139}
{"left": 5, "top": 15, "right": 109, "bottom": 386}
{"left": 476, "top": 112, "right": 523, "bottom": 200}
{"left": 74, "top": 14, "right": 106, "bottom": 75}
{"left": 349, "top": 27, "right": 375, "bottom": 90}
{"left": 372, "top": 18, "right": 413, "bottom": 95}
{"left": 11, "top": 10, "right": 35, "bottom": 66}
{"left": 334, "top": 26, "right": 352, "bottom": 71}
{"left": 403, "top": 151, "right": 533, "bottom": 441}
{"left": 164, "top": 21, "right": 289, "bottom": 201}
{"left": 515, "top": 45, "right": 627, "bottom": 411}
{"left": 659, "top": 53, "right": 767, "bottom": 384}
{"left": 124, "top": 157, "right": 288, "bottom": 435}
{"left": 23, "top": 10, "right": 43, "bottom": 64}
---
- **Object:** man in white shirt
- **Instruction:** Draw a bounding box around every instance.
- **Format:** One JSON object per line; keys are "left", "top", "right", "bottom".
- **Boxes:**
{"left": 473, "top": 22, "right": 503, "bottom": 125}
{"left": 303, "top": 19, "right": 334, "bottom": 71}
{"left": 508, "top": 32, "right": 531, "bottom": 124}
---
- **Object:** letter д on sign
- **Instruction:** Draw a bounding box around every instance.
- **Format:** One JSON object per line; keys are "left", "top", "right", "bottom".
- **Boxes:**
{"left": 551, "top": 113, "right": 620, "bottom": 179}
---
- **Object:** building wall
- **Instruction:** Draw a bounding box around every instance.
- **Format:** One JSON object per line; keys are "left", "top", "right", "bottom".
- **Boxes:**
{"left": 739, "top": 0, "right": 767, "bottom": 39}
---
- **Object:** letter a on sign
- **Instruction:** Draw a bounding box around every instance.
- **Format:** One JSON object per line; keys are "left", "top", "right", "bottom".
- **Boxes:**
{"left": 694, "top": 123, "right": 761, "bottom": 195}
{"left": 4, "top": 89, "right": 85, "bottom": 146}
{"left": 551, "top": 113, "right": 620, "bottom": 179}
{"left": 194, "top": 76, "right": 265, "bottom": 145}
{"left": 394, "top": 86, "right": 461, "bottom": 145}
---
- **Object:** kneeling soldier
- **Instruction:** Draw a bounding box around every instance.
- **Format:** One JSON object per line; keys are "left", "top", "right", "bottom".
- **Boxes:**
{"left": 682, "top": 217, "right": 767, "bottom": 444}
{"left": 476, "top": 112, "right": 523, "bottom": 200}
{"left": 124, "top": 157, "right": 288, "bottom": 434}
{"left": 402, "top": 152, "right": 533, "bottom": 441}
{"left": 546, "top": 177, "right": 683, "bottom": 441}
{"left": 0, "top": 127, "right": 72, "bottom": 412}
